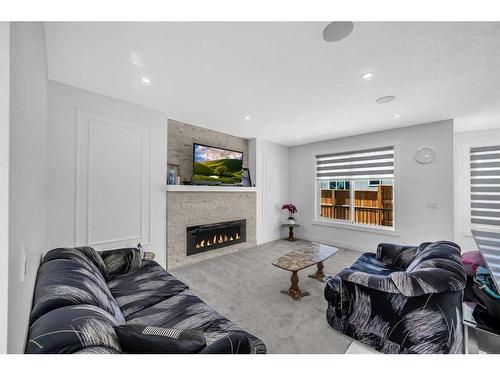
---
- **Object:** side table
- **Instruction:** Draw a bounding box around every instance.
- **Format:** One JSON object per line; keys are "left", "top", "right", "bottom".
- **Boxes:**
{"left": 281, "top": 223, "right": 300, "bottom": 242}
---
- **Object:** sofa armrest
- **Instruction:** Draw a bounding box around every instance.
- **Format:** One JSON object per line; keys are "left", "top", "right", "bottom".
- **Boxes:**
{"left": 376, "top": 243, "right": 423, "bottom": 269}
{"left": 338, "top": 268, "right": 401, "bottom": 293}
{"left": 99, "top": 247, "right": 143, "bottom": 279}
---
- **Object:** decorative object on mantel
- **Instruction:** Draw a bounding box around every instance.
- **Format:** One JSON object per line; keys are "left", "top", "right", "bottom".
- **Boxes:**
{"left": 415, "top": 146, "right": 436, "bottom": 164}
{"left": 241, "top": 168, "right": 252, "bottom": 187}
{"left": 282, "top": 203, "right": 298, "bottom": 224}
{"left": 167, "top": 164, "right": 180, "bottom": 185}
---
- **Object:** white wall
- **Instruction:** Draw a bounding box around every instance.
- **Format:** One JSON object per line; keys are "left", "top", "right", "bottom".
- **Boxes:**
{"left": 288, "top": 120, "right": 454, "bottom": 252}
{"left": 454, "top": 128, "right": 500, "bottom": 250}
{"left": 0, "top": 22, "right": 10, "bottom": 354}
{"left": 8, "top": 22, "right": 48, "bottom": 354}
{"left": 47, "top": 81, "right": 168, "bottom": 265}
{"left": 251, "top": 139, "right": 289, "bottom": 244}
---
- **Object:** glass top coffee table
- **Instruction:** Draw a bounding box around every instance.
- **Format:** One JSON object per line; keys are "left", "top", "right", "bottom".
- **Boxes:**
{"left": 272, "top": 243, "right": 338, "bottom": 301}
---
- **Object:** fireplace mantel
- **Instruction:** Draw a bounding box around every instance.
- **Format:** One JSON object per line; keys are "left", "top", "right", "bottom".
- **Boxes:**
{"left": 165, "top": 185, "right": 256, "bottom": 193}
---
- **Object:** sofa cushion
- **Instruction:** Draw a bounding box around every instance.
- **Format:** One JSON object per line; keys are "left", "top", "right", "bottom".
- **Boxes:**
{"left": 115, "top": 324, "right": 206, "bottom": 354}
{"left": 43, "top": 247, "right": 103, "bottom": 275}
{"left": 125, "top": 290, "right": 266, "bottom": 354}
{"left": 100, "top": 247, "right": 143, "bottom": 279}
{"left": 26, "top": 305, "right": 122, "bottom": 354}
{"left": 74, "top": 347, "right": 122, "bottom": 354}
{"left": 199, "top": 333, "right": 252, "bottom": 354}
{"left": 75, "top": 246, "right": 110, "bottom": 281}
{"left": 30, "top": 259, "right": 125, "bottom": 324}
{"left": 108, "top": 260, "right": 189, "bottom": 317}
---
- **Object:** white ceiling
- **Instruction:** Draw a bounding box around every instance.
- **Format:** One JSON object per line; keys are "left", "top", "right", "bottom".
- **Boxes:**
{"left": 44, "top": 22, "right": 500, "bottom": 146}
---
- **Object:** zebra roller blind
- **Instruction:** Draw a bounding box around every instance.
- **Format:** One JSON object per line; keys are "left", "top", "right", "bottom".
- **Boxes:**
{"left": 472, "top": 230, "right": 500, "bottom": 291}
{"left": 470, "top": 144, "right": 500, "bottom": 227}
{"left": 316, "top": 146, "right": 394, "bottom": 180}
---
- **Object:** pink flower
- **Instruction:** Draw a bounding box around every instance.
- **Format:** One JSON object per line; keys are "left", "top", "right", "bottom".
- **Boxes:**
{"left": 282, "top": 203, "right": 297, "bottom": 214}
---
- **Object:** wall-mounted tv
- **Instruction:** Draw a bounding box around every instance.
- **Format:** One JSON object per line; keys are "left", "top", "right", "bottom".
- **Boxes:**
{"left": 193, "top": 143, "right": 243, "bottom": 185}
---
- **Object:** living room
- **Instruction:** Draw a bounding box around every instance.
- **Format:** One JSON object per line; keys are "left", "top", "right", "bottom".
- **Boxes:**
{"left": 2, "top": 1, "right": 500, "bottom": 372}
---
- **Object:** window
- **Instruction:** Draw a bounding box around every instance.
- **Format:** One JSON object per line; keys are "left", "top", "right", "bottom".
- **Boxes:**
{"left": 470, "top": 144, "right": 500, "bottom": 228}
{"left": 316, "top": 146, "right": 394, "bottom": 228}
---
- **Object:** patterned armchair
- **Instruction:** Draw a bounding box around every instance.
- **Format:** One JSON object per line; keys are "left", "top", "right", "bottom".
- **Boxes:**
{"left": 324, "top": 241, "right": 466, "bottom": 354}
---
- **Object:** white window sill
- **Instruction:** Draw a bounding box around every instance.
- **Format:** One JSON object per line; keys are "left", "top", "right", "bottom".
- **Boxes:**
{"left": 312, "top": 218, "right": 401, "bottom": 237}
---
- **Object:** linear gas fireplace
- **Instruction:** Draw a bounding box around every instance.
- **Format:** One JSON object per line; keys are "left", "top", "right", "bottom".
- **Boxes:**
{"left": 186, "top": 219, "right": 246, "bottom": 256}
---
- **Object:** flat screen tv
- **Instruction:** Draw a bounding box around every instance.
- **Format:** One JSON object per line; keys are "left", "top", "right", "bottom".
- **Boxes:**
{"left": 193, "top": 143, "right": 243, "bottom": 185}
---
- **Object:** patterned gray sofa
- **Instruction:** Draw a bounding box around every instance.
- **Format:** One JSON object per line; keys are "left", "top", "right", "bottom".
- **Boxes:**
{"left": 324, "top": 241, "right": 466, "bottom": 354}
{"left": 25, "top": 246, "right": 266, "bottom": 354}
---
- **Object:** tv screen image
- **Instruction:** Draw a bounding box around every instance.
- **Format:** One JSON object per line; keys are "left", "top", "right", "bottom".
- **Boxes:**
{"left": 193, "top": 144, "right": 243, "bottom": 184}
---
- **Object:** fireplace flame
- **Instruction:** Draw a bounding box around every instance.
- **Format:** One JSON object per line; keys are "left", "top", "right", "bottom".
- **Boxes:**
{"left": 195, "top": 231, "right": 241, "bottom": 249}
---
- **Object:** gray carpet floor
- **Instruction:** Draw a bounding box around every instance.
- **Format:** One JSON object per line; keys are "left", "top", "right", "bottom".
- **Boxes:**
{"left": 170, "top": 239, "right": 364, "bottom": 354}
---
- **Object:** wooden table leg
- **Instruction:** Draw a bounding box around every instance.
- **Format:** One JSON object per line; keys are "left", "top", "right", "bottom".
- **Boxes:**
{"left": 308, "top": 261, "right": 326, "bottom": 282}
{"left": 287, "top": 227, "right": 296, "bottom": 241}
{"left": 281, "top": 271, "right": 309, "bottom": 301}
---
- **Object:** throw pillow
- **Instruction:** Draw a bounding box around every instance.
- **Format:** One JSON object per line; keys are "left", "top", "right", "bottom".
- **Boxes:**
{"left": 115, "top": 325, "right": 206, "bottom": 354}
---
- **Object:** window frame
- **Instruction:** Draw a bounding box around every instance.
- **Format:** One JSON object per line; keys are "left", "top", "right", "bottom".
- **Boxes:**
{"left": 312, "top": 144, "right": 399, "bottom": 236}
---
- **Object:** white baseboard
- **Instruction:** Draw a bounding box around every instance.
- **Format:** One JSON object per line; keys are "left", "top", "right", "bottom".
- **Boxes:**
{"left": 298, "top": 233, "right": 369, "bottom": 253}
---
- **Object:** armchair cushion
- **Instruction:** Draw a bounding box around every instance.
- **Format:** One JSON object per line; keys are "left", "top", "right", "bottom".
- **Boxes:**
{"left": 376, "top": 242, "right": 431, "bottom": 269}
{"left": 350, "top": 253, "right": 397, "bottom": 276}
{"left": 391, "top": 241, "right": 466, "bottom": 296}
{"left": 338, "top": 268, "right": 400, "bottom": 293}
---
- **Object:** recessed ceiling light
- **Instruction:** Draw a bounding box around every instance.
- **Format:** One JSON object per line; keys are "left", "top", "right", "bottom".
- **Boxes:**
{"left": 130, "top": 52, "right": 144, "bottom": 67}
{"left": 361, "top": 72, "right": 374, "bottom": 80}
{"left": 244, "top": 115, "right": 251, "bottom": 120}
{"left": 296, "top": 135, "right": 301, "bottom": 139}
{"left": 323, "top": 22, "right": 354, "bottom": 42}
{"left": 392, "top": 114, "right": 401, "bottom": 119}
{"left": 376, "top": 95, "right": 395, "bottom": 104}
{"left": 141, "top": 77, "right": 152, "bottom": 85}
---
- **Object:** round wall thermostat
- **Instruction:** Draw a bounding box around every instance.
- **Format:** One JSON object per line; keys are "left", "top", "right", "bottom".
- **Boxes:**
{"left": 415, "top": 147, "right": 436, "bottom": 164}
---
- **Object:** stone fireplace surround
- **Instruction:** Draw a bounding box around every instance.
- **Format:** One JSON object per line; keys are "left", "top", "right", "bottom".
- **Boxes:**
{"left": 167, "top": 190, "right": 256, "bottom": 268}
{"left": 166, "top": 119, "right": 256, "bottom": 269}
